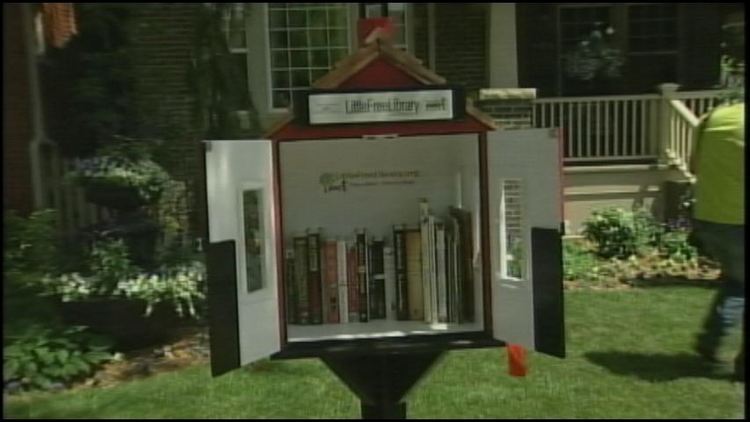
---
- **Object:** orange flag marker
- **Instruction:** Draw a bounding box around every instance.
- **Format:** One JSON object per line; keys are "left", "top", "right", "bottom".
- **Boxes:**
{"left": 507, "top": 344, "right": 528, "bottom": 377}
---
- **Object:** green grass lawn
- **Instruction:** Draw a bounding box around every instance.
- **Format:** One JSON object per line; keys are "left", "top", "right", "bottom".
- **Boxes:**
{"left": 4, "top": 285, "right": 745, "bottom": 419}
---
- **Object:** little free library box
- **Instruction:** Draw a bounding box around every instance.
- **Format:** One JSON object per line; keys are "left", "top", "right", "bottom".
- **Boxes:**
{"left": 204, "top": 22, "right": 564, "bottom": 419}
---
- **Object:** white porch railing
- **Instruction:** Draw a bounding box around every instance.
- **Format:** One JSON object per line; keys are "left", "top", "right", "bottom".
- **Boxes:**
{"left": 664, "top": 100, "right": 701, "bottom": 183}
{"left": 531, "top": 87, "right": 726, "bottom": 165}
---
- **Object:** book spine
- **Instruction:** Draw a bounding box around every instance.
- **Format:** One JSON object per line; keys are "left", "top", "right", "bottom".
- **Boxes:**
{"left": 383, "top": 246, "right": 397, "bottom": 321}
{"left": 393, "top": 225, "right": 410, "bottom": 320}
{"left": 405, "top": 227, "right": 424, "bottom": 321}
{"left": 284, "top": 248, "right": 297, "bottom": 324}
{"left": 347, "top": 244, "right": 359, "bottom": 322}
{"left": 451, "top": 207, "right": 474, "bottom": 323}
{"left": 369, "top": 238, "right": 385, "bottom": 319}
{"left": 293, "top": 234, "right": 309, "bottom": 325}
{"left": 323, "top": 239, "right": 339, "bottom": 324}
{"left": 356, "top": 229, "right": 369, "bottom": 322}
{"left": 419, "top": 199, "right": 432, "bottom": 323}
{"left": 428, "top": 215, "right": 438, "bottom": 324}
{"left": 436, "top": 222, "right": 448, "bottom": 323}
{"left": 337, "top": 239, "right": 348, "bottom": 324}
{"left": 307, "top": 229, "right": 323, "bottom": 325}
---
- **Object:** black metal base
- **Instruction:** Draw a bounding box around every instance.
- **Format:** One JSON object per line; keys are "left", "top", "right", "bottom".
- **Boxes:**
{"left": 321, "top": 352, "right": 443, "bottom": 419}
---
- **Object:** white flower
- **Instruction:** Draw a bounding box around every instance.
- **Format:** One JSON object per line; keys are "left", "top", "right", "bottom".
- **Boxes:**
{"left": 605, "top": 27, "right": 615, "bottom": 35}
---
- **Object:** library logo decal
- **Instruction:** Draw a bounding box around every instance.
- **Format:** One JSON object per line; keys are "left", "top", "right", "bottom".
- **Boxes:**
{"left": 319, "top": 170, "right": 421, "bottom": 193}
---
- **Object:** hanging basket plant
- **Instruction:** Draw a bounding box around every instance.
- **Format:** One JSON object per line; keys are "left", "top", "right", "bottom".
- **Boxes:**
{"left": 67, "top": 140, "right": 171, "bottom": 211}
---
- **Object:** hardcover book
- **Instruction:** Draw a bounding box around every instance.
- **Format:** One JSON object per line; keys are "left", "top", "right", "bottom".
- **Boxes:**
{"left": 284, "top": 248, "right": 297, "bottom": 324}
{"left": 293, "top": 234, "right": 310, "bottom": 325}
{"left": 322, "top": 239, "right": 339, "bottom": 324}
{"left": 347, "top": 244, "right": 360, "bottom": 322}
{"left": 356, "top": 229, "right": 369, "bottom": 322}
{"left": 393, "top": 224, "right": 410, "bottom": 320}
{"left": 450, "top": 207, "right": 474, "bottom": 322}
{"left": 337, "top": 239, "right": 349, "bottom": 324}
{"left": 368, "top": 238, "right": 386, "bottom": 319}
{"left": 405, "top": 227, "right": 424, "bottom": 321}
{"left": 307, "top": 228, "right": 323, "bottom": 325}
{"left": 435, "top": 221, "right": 448, "bottom": 323}
{"left": 383, "top": 245, "right": 397, "bottom": 321}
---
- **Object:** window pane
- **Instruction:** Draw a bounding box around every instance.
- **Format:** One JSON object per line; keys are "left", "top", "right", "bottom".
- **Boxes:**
{"left": 292, "top": 69, "right": 310, "bottom": 87}
{"left": 270, "top": 31, "right": 289, "bottom": 49}
{"left": 309, "top": 29, "right": 328, "bottom": 47}
{"left": 310, "top": 49, "right": 330, "bottom": 67}
{"left": 309, "top": 9, "right": 328, "bottom": 27}
{"left": 500, "top": 180, "right": 525, "bottom": 280}
{"left": 271, "top": 50, "right": 289, "bottom": 69}
{"left": 273, "top": 70, "right": 290, "bottom": 88}
{"left": 273, "top": 90, "right": 291, "bottom": 108}
{"left": 269, "top": 10, "right": 288, "bottom": 28}
{"left": 328, "top": 29, "right": 348, "bottom": 47}
{"left": 242, "top": 189, "right": 264, "bottom": 293}
{"left": 267, "top": 3, "right": 351, "bottom": 108}
{"left": 289, "top": 29, "right": 308, "bottom": 47}
{"left": 290, "top": 50, "right": 309, "bottom": 67}
{"left": 288, "top": 10, "right": 307, "bottom": 27}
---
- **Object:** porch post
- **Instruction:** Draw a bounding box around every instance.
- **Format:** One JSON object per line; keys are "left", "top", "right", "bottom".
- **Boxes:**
{"left": 656, "top": 83, "right": 680, "bottom": 165}
{"left": 487, "top": 3, "right": 518, "bottom": 88}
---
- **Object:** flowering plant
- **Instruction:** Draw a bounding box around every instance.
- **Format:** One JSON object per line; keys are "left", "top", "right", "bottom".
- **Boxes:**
{"left": 68, "top": 155, "right": 171, "bottom": 205}
{"left": 563, "top": 25, "right": 625, "bottom": 82}
{"left": 41, "top": 240, "right": 205, "bottom": 318}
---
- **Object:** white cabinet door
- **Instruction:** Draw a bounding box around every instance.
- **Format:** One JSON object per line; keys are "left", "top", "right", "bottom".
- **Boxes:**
{"left": 487, "top": 129, "right": 565, "bottom": 357}
{"left": 205, "top": 140, "right": 281, "bottom": 371}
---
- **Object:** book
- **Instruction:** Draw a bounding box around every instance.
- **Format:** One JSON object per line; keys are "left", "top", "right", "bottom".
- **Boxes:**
{"left": 347, "top": 244, "right": 359, "bottom": 322}
{"left": 322, "top": 239, "right": 339, "bottom": 324}
{"left": 307, "top": 228, "right": 323, "bottom": 325}
{"left": 405, "top": 226, "right": 424, "bottom": 321}
{"left": 284, "top": 248, "right": 297, "bottom": 324}
{"left": 292, "top": 234, "right": 309, "bottom": 325}
{"left": 383, "top": 245, "right": 397, "bottom": 321}
{"left": 450, "top": 207, "right": 474, "bottom": 323}
{"left": 368, "top": 238, "right": 386, "bottom": 319}
{"left": 445, "top": 219, "right": 460, "bottom": 323}
{"left": 393, "top": 224, "right": 410, "bottom": 320}
{"left": 337, "top": 239, "right": 349, "bottom": 324}
{"left": 356, "top": 229, "right": 369, "bottom": 322}
{"left": 418, "top": 199, "right": 433, "bottom": 323}
{"left": 435, "top": 221, "right": 448, "bottom": 323}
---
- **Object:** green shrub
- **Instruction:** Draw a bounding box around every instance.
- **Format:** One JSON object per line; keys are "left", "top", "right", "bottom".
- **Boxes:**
{"left": 41, "top": 239, "right": 206, "bottom": 318}
{"left": 656, "top": 229, "right": 699, "bottom": 263}
{"left": 582, "top": 207, "right": 663, "bottom": 259}
{"left": 563, "top": 241, "right": 601, "bottom": 282}
{"left": 4, "top": 210, "right": 63, "bottom": 275}
{"left": 4, "top": 324, "right": 112, "bottom": 392}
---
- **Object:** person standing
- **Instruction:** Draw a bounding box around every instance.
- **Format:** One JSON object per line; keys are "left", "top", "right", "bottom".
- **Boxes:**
{"left": 689, "top": 101, "right": 745, "bottom": 382}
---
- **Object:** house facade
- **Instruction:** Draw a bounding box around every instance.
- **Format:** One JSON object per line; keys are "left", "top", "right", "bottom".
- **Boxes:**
{"left": 6, "top": 3, "right": 740, "bottom": 236}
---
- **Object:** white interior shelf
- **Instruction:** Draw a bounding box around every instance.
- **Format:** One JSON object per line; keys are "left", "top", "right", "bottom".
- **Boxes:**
{"left": 288, "top": 320, "right": 483, "bottom": 342}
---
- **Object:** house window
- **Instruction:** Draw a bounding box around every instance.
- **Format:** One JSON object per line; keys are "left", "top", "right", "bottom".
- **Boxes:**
{"left": 220, "top": 4, "right": 251, "bottom": 108}
{"left": 267, "top": 3, "right": 351, "bottom": 109}
{"left": 242, "top": 189, "right": 265, "bottom": 293}
{"left": 628, "top": 4, "right": 678, "bottom": 54}
{"left": 359, "top": 3, "right": 409, "bottom": 50}
{"left": 499, "top": 179, "right": 526, "bottom": 280}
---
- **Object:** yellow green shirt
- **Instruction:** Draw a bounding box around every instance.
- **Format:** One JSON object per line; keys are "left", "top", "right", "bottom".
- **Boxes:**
{"left": 693, "top": 102, "right": 745, "bottom": 224}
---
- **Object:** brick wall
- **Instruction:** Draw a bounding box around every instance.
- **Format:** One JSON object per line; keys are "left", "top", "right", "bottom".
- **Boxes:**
{"left": 475, "top": 88, "right": 536, "bottom": 130}
{"left": 127, "top": 3, "right": 207, "bottom": 236}
{"left": 434, "top": 4, "right": 488, "bottom": 96}
{"left": 3, "top": 3, "right": 34, "bottom": 215}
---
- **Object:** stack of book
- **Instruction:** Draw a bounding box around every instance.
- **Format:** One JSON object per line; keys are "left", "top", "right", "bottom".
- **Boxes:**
{"left": 285, "top": 200, "right": 474, "bottom": 326}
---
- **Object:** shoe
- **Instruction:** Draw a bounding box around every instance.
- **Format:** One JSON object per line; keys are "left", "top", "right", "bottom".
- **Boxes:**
{"left": 694, "top": 340, "right": 721, "bottom": 364}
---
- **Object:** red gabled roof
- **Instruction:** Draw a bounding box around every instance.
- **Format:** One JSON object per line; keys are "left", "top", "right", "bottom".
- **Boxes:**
{"left": 265, "top": 32, "right": 497, "bottom": 141}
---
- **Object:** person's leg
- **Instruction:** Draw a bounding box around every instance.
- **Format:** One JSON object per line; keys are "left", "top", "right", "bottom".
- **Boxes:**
{"left": 694, "top": 222, "right": 745, "bottom": 362}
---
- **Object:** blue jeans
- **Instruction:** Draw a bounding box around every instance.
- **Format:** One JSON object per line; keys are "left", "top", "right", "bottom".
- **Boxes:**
{"left": 692, "top": 220, "right": 745, "bottom": 366}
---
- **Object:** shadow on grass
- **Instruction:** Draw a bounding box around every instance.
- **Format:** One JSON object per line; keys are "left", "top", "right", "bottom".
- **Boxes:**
{"left": 585, "top": 351, "right": 734, "bottom": 382}
{"left": 626, "top": 275, "right": 721, "bottom": 290}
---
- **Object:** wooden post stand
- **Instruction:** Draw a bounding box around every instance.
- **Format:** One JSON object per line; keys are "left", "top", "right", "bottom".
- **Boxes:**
{"left": 321, "top": 352, "right": 444, "bottom": 419}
